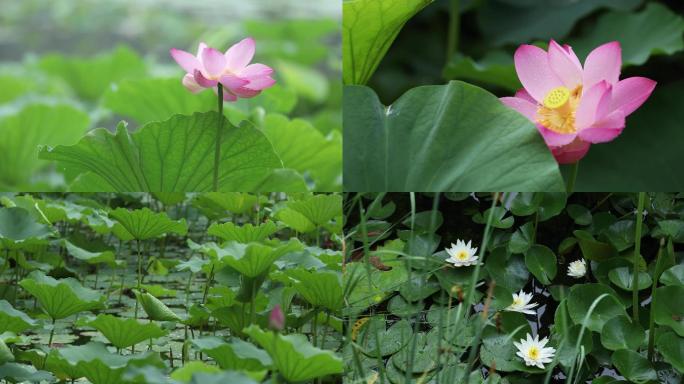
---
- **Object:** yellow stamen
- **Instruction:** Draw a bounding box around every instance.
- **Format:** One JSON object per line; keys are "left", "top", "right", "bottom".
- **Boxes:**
{"left": 528, "top": 347, "right": 539, "bottom": 360}
{"left": 457, "top": 251, "right": 468, "bottom": 260}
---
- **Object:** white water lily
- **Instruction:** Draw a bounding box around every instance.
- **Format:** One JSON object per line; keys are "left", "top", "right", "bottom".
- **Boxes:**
{"left": 567, "top": 259, "right": 587, "bottom": 278}
{"left": 445, "top": 239, "right": 479, "bottom": 267}
{"left": 514, "top": 333, "right": 556, "bottom": 369}
{"left": 505, "top": 290, "right": 538, "bottom": 315}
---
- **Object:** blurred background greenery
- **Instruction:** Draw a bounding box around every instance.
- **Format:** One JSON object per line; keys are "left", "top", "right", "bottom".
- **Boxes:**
{"left": 0, "top": 0, "right": 341, "bottom": 191}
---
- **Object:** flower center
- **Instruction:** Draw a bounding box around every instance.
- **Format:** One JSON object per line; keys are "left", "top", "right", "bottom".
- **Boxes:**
{"left": 537, "top": 86, "right": 582, "bottom": 135}
{"left": 457, "top": 251, "right": 468, "bottom": 260}
{"left": 513, "top": 298, "right": 522, "bottom": 306}
{"left": 528, "top": 347, "right": 540, "bottom": 360}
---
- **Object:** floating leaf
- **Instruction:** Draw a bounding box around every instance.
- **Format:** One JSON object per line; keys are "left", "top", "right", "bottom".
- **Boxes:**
{"left": 566, "top": 283, "right": 627, "bottom": 332}
{"left": 571, "top": 3, "right": 684, "bottom": 67}
{"left": 0, "top": 300, "right": 37, "bottom": 334}
{"left": 243, "top": 325, "right": 343, "bottom": 382}
{"left": 611, "top": 349, "right": 657, "bottom": 384}
{"left": 207, "top": 221, "right": 278, "bottom": 243}
{"left": 191, "top": 337, "right": 271, "bottom": 371}
{"left": 653, "top": 285, "right": 684, "bottom": 337}
{"left": 524, "top": 245, "right": 557, "bottom": 285}
{"left": 84, "top": 314, "right": 168, "bottom": 349}
{"left": 657, "top": 331, "right": 684, "bottom": 373}
{"left": 343, "top": 0, "right": 433, "bottom": 85}
{"left": 109, "top": 208, "right": 187, "bottom": 240}
{"left": 19, "top": 271, "right": 105, "bottom": 320}
{"left": 343, "top": 82, "right": 564, "bottom": 191}
{"left": 600, "top": 316, "right": 644, "bottom": 351}
{"left": 608, "top": 267, "right": 652, "bottom": 291}
{"left": 0, "top": 104, "right": 90, "bottom": 187}
{"left": 40, "top": 112, "right": 302, "bottom": 192}
{"left": 660, "top": 264, "right": 684, "bottom": 287}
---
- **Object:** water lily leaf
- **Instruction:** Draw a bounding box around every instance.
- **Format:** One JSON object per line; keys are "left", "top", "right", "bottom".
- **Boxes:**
{"left": 600, "top": 316, "right": 644, "bottom": 351}
{"left": 611, "top": 349, "right": 657, "bottom": 384}
{"left": 509, "top": 222, "right": 535, "bottom": 254}
{"left": 571, "top": 2, "right": 684, "bottom": 67}
{"left": 109, "top": 207, "right": 187, "bottom": 240}
{"left": 480, "top": 330, "right": 539, "bottom": 373}
{"left": 555, "top": 324, "right": 593, "bottom": 369}
{"left": 0, "top": 300, "right": 37, "bottom": 334}
{"left": 19, "top": 271, "right": 105, "bottom": 320}
{"left": 388, "top": 294, "right": 424, "bottom": 317}
{"left": 657, "top": 331, "right": 684, "bottom": 373}
{"left": 574, "top": 230, "right": 618, "bottom": 261}
{"left": 262, "top": 114, "right": 342, "bottom": 191}
{"left": 64, "top": 240, "right": 118, "bottom": 267}
{"left": 284, "top": 268, "right": 343, "bottom": 312}
{"left": 653, "top": 285, "right": 684, "bottom": 337}
{"left": 343, "top": 82, "right": 564, "bottom": 191}
{"left": 608, "top": 267, "right": 652, "bottom": 291}
{"left": 45, "top": 342, "right": 163, "bottom": 384}
{"left": 485, "top": 251, "right": 529, "bottom": 293}
{"left": 477, "top": 0, "right": 642, "bottom": 46}
{"left": 207, "top": 221, "right": 278, "bottom": 243}
{"left": 473, "top": 207, "right": 514, "bottom": 229}
{"left": 343, "top": 0, "right": 433, "bottom": 85}
{"left": 443, "top": 51, "right": 520, "bottom": 91}
{"left": 524, "top": 245, "right": 557, "bottom": 285}
{"left": 567, "top": 204, "right": 592, "bottom": 226}
{"left": 576, "top": 81, "right": 684, "bottom": 190}
{"left": 357, "top": 317, "right": 412, "bottom": 357}
{"left": 39, "top": 112, "right": 299, "bottom": 192}
{"left": 243, "top": 325, "right": 343, "bottom": 382}
{"left": 133, "top": 290, "right": 182, "bottom": 322}
{"left": 39, "top": 45, "right": 146, "bottom": 101}
{"left": 566, "top": 283, "right": 627, "bottom": 332}
{"left": 0, "top": 104, "right": 90, "bottom": 187}
{"left": 660, "top": 264, "right": 684, "bottom": 287}
{"left": 0, "top": 207, "right": 53, "bottom": 246}
{"left": 191, "top": 337, "right": 271, "bottom": 371}
{"left": 84, "top": 314, "right": 168, "bottom": 349}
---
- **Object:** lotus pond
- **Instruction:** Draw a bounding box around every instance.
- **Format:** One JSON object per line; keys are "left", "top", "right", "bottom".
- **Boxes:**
{"left": 0, "top": 192, "right": 344, "bottom": 383}
{"left": 0, "top": 0, "right": 341, "bottom": 192}
{"left": 343, "top": 192, "right": 684, "bottom": 383}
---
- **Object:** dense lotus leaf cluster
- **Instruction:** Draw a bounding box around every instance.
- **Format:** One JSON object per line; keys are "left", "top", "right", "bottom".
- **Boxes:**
{"left": 0, "top": 192, "right": 343, "bottom": 383}
{"left": 344, "top": 192, "right": 684, "bottom": 382}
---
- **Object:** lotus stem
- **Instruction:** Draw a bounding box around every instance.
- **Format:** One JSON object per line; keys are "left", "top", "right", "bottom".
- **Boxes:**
{"left": 48, "top": 318, "right": 56, "bottom": 347}
{"left": 632, "top": 192, "right": 646, "bottom": 322}
{"left": 134, "top": 239, "right": 143, "bottom": 320}
{"left": 566, "top": 161, "right": 579, "bottom": 193}
{"left": 648, "top": 237, "right": 666, "bottom": 361}
{"left": 201, "top": 264, "right": 215, "bottom": 305}
{"left": 213, "top": 85, "right": 224, "bottom": 192}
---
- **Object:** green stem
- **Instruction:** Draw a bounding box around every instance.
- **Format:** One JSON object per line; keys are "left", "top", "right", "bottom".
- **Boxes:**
{"left": 202, "top": 265, "right": 215, "bottom": 305}
{"left": 48, "top": 318, "right": 56, "bottom": 347}
{"left": 647, "top": 238, "right": 666, "bottom": 361}
{"left": 134, "top": 240, "right": 143, "bottom": 320}
{"left": 446, "top": 0, "right": 460, "bottom": 66}
{"left": 250, "top": 278, "right": 257, "bottom": 325}
{"left": 566, "top": 161, "right": 579, "bottom": 193}
{"left": 632, "top": 192, "right": 646, "bottom": 323}
{"left": 213, "top": 85, "right": 224, "bottom": 192}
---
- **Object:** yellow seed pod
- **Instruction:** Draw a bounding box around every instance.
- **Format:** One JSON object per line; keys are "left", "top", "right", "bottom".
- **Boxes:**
{"left": 543, "top": 86, "right": 570, "bottom": 109}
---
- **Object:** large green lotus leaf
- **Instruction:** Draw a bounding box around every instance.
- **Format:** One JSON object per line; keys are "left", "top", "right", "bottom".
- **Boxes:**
{"left": 524, "top": 244, "right": 557, "bottom": 285}
{"left": 566, "top": 283, "right": 627, "bottom": 332}
{"left": 611, "top": 349, "right": 657, "bottom": 384}
{"left": 0, "top": 75, "right": 33, "bottom": 103}
{"left": 109, "top": 207, "right": 187, "bottom": 240}
{"left": 19, "top": 271, "right": 105, "bottom": 320}
{"left": 45, "top": 342, "right": 163, "bottom": 384}
{"left": 0, "top": 207, "right": 53, "bottom": 245}
{"left": 207, "top": 221, "right": 278, "bottom": 243}
{"left": 193, "top": 192, "right": 267, "bottom": 217}
{"left": 284, "top": 268, "right": 343, "bottom": 312}
{"left": 600, "top": 315, "right": 644, "bottom": 351}
{"left": 0, "top": 363, "right": 55, "bottom": 383}
{"left": 0, "top": 339, "right": 14, "bottom": 365}
{"left": 443, "top": 51, "right": 520, "bottom": 92}
{"left": 189, "top": 371, "right": 259, "bottom": 384}
{"left": 274, "top": 208, "right": 316, "bottom": 233}
{"left": 243, "top": 325, "right": 343, "bottom": 382}
{"left": 84, "top": 314, "right": 167, "bottom": 349}
{"left": 277, "top": 60, "right": 329, "bottom": 103}
{"left": 343, "top": 0, "right": 433, "bottom": 85}
{"left": 657, "top": 331, "right": 684, "bottom": 373}
{"left": 477, "top": 0, "right": 642, "bottom": 46}
{"left": 286, "top": 194, "right": 342, "bottom": 228}
{"left": 0, "top": 104, "right": 89, "bottom": 187}
{"left": 133, "top": 290, "right": 183, "bottom": 322}
{"left": 262, "top": 114, "right": 342, "bottom": 191}
{"left": 570, "top": 3, "right": 684, "bottom": 67}
{"left": 201, "top": 239, "right": 304, "bottom": 278}
{"left": 38, "top": 45, "right": 146, "bottom": 101}
{"left": 64, "top": 240, "right": 117, "bottom": 267}
{"left": 653, "top": 285, "right": 684, "bottom": 337}
{"left": 343, "top": 82, "right": 564, "bottom": 191}
{"left": 245, "top": 19, "right": 337, "bottom": 65}
{"left": 191, "top": 337, "right": 272, "bottom": 371}
{"left": 0, "top": 300, "right": 37, "bottom": 334}
{"left": 40, "top": 112, "right": 304, "bottom": 192}
{"left": 576, "top": 81, "right": 684, "bottom": 190}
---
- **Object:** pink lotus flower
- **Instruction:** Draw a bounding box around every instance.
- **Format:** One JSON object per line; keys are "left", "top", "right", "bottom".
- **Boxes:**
{"left": 170, "top": 37, "right": 275, "bottom": 102}
{"left": 269, "top": 304, "right": 285, "bottom": 331}
{"left": 501, "top": 41, "right": 656, "bottom": 164}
